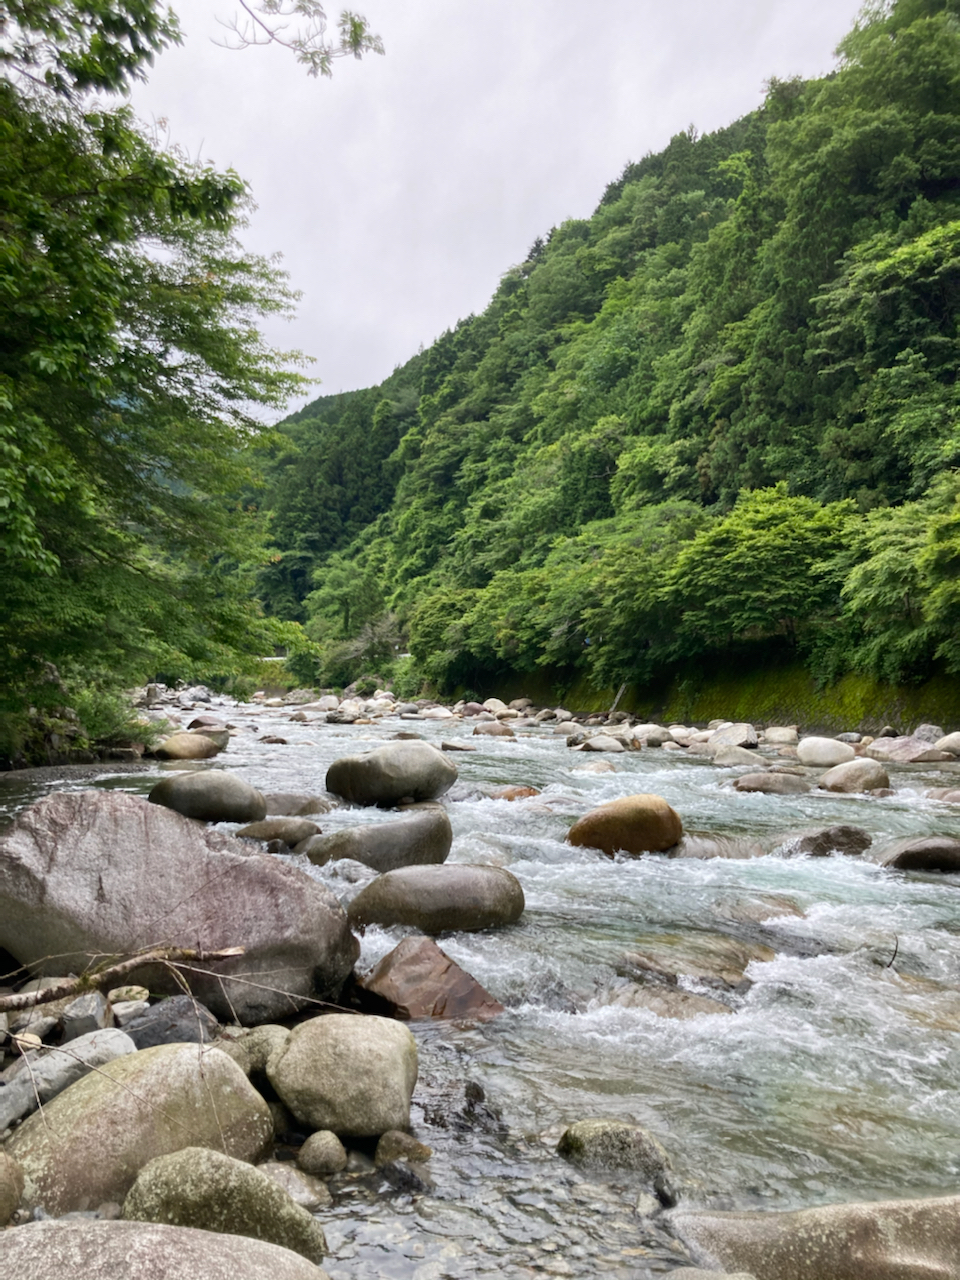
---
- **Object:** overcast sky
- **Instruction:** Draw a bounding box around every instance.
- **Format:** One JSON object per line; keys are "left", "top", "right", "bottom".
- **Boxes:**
{"left": 132, "top": 0, "right": 865, "bottom": 409}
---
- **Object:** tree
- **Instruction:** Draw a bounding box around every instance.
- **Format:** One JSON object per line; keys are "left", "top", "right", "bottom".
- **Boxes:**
{"left": 1, "top": 0, "right": 344, "bottom": 730}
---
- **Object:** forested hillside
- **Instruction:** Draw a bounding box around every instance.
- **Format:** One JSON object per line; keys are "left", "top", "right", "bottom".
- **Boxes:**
{"left": 259, "top": 0, "right": 960, "bottom": 699}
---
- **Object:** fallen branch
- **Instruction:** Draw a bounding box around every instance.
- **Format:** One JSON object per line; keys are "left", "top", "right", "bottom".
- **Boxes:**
{"left": 0, "top": 947, "right": 245, "bottom": 1015}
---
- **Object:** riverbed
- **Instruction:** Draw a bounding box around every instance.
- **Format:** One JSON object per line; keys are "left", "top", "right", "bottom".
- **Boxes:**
{"left": 4, "top": 701, "right": 960, "bottom": 1279}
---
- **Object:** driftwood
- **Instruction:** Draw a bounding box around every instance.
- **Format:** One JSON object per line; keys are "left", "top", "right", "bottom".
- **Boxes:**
{"left": 0, "top": 947, "right": 245, "bottom": 1015}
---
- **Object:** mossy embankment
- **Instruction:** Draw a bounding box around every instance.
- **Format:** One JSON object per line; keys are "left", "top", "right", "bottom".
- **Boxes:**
{"left": 482, "top": 663, "right": 960, "bottom": 734}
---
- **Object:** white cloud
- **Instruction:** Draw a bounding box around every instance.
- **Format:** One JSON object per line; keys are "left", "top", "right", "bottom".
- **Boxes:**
{"left": 132, "top": 0, "right": 864, "bottom": 406}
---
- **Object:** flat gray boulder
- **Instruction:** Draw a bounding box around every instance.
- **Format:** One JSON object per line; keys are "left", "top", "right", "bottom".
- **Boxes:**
{"left": 0, "top": 1027, "right": 136, "bottom": 1132}
{"left": 671, "top": 1193, "right": 960, "bottom": 1279}
{"left": 149, "top": 770, "right": 266, "bottom": 822}
{"left": 123, "top": 1147, "right": 327, "bottom": 1265}
{"left": 347, "top": 864, "right": 525, "bottom": 933}
{"left": 866, "top": 735, "right": 954, "bottom": 764}
{"left": 301, "top": 808, "right": 452, "bottom": 873}
{"left": 0, "top": 791, "right": 358, "bottom": 1024}
{"left": 326, "top": 741, "right": 457, "bottom": 807}
{"left": 8, "top": 1044, "right": 271, "bottom": 1214}
{"left": 267, "top": 1013, "right": 418, "bottom": 1137}
{"left": 0, "top": 1220, "right": 330, "bottom": 1280}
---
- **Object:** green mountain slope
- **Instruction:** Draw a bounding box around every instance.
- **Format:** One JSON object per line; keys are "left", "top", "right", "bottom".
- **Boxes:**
{"left": 259, "top": 0, "right": 960, "bottom": 698}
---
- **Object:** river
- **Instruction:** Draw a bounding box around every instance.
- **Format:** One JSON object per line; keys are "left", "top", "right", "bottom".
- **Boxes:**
{"left": 4, "top": 699, "right": 960, "bottom": 1278}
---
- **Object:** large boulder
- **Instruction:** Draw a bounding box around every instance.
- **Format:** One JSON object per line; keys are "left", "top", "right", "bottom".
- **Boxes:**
{"left": 326, "top": 742, "right": 457, "bottom": 807}
{"left": 347, "top": 865, "right": 525, "bottom": 933}
{"left": 149, "top": 770, "right": 266, "bottom": 822}
{"left": 155, "top": 732, "right": 222, "bottom": 760}
{"left": 472, "top": 721, "right": 516, "bottom": 738}
{"left": 784, "top": 825, "right": 872, "bottom": 858}
{"left": 123, "top": 1147, "right": 327, "bottom": 1265}
{"left": 0, "top": 790, "right": 358, "bottom": 1024}
{"left": 580, "top": 734, "right": 626, "bottom": 753}
{"left": 302, "top": 808, "right": 452, "bottom": 873}
{"left": 763, "top": 726, "right": 798, "bottom": 745}
{"left": 818, "top": 758, "right": 890, "bottom": 793}
{"left": 267, "top": 1013, "right": 418, "bottom": 1137}
{"left": 713, "top": 745, "right": 768, "bottom": 767}
{"left": 796, "top": 737, "right": 856, "bottom": 767}
{"left": 0, "top": 1221, "right": 330, "bottom": 1280}
{"left": 0, "top": 1027, "right": 136, "bottom": 1132}
{"left": 356, "top": 935, "right": 504, "bottom": 1020}
{"left": 8, "top": 1044, "right": 271, "bottom": 1214}
{"left": 733, "top": 772, "right": 812, "bottom": 795}
{"left": 707, "top": 723, "right": 757, "bottom": 750}
{"left": 866, "top": 735, "right": 954, "bottom": 764}
{"left": 566, "top": 794, "right": 682, "bottom": 857}
{"left": 935, "top": 732, "right": 960, "bottom": 755}
{"left": 671, "top": 1193, "right": 960, "bottom": 1280}
{"left": 882, "top": 835, "right": 960, "bottom": 872}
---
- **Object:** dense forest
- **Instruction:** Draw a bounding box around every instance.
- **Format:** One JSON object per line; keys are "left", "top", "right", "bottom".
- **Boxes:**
{"left": 256, "top": 0, "right": 960, "bottom": 701}
{"left": 5, "top": 0, "right": 960, "bottom": 762}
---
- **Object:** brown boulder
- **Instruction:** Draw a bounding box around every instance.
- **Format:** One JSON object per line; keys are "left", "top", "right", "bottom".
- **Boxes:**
{"left": 472, "top": 722, "right": 516, "bottom": 738}
{"left": 567, "top": 794, "right": 682, "bottom": 857}
{"left": 155, "top": 732, "right": 222, "bottom": 760}
{"left": 357, "top": 936, "right": 504, "bottom": 1020}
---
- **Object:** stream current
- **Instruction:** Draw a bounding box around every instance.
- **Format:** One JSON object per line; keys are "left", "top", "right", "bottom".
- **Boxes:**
{"left": 5, "top": 700, "right": 960, "bottom": 1277}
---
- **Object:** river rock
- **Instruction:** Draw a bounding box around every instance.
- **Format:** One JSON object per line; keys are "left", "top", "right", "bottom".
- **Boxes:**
{"left": 0, "top": 1027, "right": 136, "bottom": 1132}
{"left": 935, "top": 732, "right": 960, "bottom": 755}
{"left": 297, "top": 1130, "right": 347, "bottom": 1175}
{"left": 557, "top": 1120, "right": 671, "bottom": 1183}
{"left": 0, "top": 1220, "right": 331, "bottom": 1280}
{"left": 882, "top": 835, "right": 960, "bottom": 872}
{"left": 356, "top": 935, "right": 504, "bottom": 1020}
{"left": 237, "top": 818, "right": 320, "bottom": 847}
{"left": 668, "top": 834, "right": 766, "bottom": 860}
{"left": 713, "top": 745, "right": 768, "bottom": 767}
{"left": 866, "top": 735, "right": 954, "bottom": 764}
{"left": 122, "top": 994, "right": 219, "bottom": 1049}
{"left": 123, "top": 1147, "right": 327, "bottom": 1265}
{"left": 149, "top": 770, "right": 267, "bottom": 822}
{"left": 8, "top": 1044, "right": 271, "bottom": 1214}
{"left": 581, "top": 734, "right": 626, "bottom": 753}
{"left": 567, "top": 794, "right": 682, "bottom": 857}
{"left": 618, "top": 932, "right": 775, "bottom": 991}
{"left": 257, "top": 1161, "right": 332, "bottom": 1211}
{"left": 763, "top": 726, "right": 798, "bottom": 745}
{"left": 572, "top": 760, "right": 618, "bottom": 773}
{"left": 347, "top": 864, "right": 525, "bottom": 933}
{"left": 818, "top": 758, "right": 890, "bottom": 793}
{"left": 927, "top": 787, "right": 960, "bottom": 802}
{"left": 796, "top": 736, "right": 856, "bottom": 767}
{"left": 603, "top": 983, "right": 732, "bottom": 1019}
{"left": 482, "top": 698, "right": 508, "bottom": 713}
{"left": 708, "top": 723, "right": 757, "bottom": 749}
{"left": 671, "top": 1193, "right": 960, "bottom": 1280}
{"left": 155, "top": 732, "right": 223, "bottom": 760}
{"left": 262, "top": 793, "right": 333, "bottom": 817}
{"left": 0, "top": 790, "right": 358, "bottom": 1024}
{"left": 267, "top": 1013, "right": 418, "bottom": 1137}
{"left": 326, "top": 742, "right": 457, "bottom": 807}
{"left": 733, "top": 772, "right": 813, "bottom": 795}
{"left": 375, "top": 1130, "right": 433, "bottom": 1165}
{"left": 472, "top": 721, "right": 516, "bottom": 738}
{"left": 784, "top": 825, "right": 872, "bottom": 857}
{"left": 301, "top": 808, "right": 452, "bottom": 873}
{"left": 61, "top": 989, "right": 112, "bottom": 1039}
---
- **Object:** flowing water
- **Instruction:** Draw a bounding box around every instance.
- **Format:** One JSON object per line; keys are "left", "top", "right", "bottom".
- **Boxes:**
{"left": 5, "top": 702, "right": 960, "bottom": 1278}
